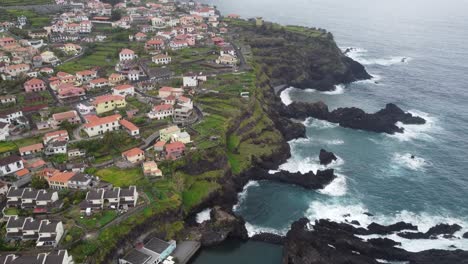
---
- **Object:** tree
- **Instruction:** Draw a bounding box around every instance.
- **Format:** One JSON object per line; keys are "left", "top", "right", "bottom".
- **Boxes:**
{"left": 59, "top": 120, "right": 79, "bottom": 136}
{"left": 111, "top": 9, "right": 123, "bottom": 21}
{"left": 31, "top": 176, "right": 49, "bottom": 189}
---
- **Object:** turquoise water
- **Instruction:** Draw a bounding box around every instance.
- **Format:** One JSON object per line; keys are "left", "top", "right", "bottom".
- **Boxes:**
{"left": 192, "top": 0, "right": 468, "bottom": 261}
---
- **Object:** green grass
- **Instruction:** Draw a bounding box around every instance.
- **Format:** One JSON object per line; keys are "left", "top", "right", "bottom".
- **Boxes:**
{"left": 0, "top": 0, "right": 52, "bottom": 6}
{"left": 0, "top": 135, "right": 43, "bottom": 154}
{"left": 95, "top": 167, "right": 143, "bottom": 187}
{"left": 4, "top": 9, "right": 51, "bottom": 28}
{"left": 0, "top": 141, "right": 17, "bottom": 154}
{"left": 182, "top": 180, "right": 220, "bottom": 212}
{"left": 3, "top": 208, "right": 19, "bottom": 216}
{"left": 57, "top": 42, "right": 141, "bottom": 74}
{"left": 77, "top": 211, "right": 118, "bottom": 230}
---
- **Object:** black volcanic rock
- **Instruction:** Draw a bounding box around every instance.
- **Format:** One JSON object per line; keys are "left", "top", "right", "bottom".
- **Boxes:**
{"left": 367, "top": 221, "right": 418, "bottom": 235}
{"left": 245, "top": 167, "right": 336, "bottom": 190}
{"left": 426, "top": 224, "right": 462, "bottom": 237}
{"left": 398, "top": 231, "right": 429, "bottom": 239}
{"left": 319, "top": 149, "right": 337, "bottom": 165}
{"left": 284, "top": 102, "right": 426, "bottom": 134}
{"left": 251, "top": 233, "right": 285, "bottom": 245}
{"left": 196, "top": 207, "right": 248, "bottom": 246}
{"left": 463, "top": 232, "right": 468, "bottom": 239}
{"left": 282, "top": 218, "right": 468, "bottom": 264}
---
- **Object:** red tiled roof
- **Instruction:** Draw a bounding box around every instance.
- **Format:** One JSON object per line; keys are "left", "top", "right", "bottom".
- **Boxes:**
{"left": 119, "top": 119, "right": 138, "bottom": 131}
{"left": 25, "top": 78, "right": 44, "bottom": 86}
{"left": 93, "top": 94, "right": 125, "bottom": 105}
{"left": 122, "top": 147, "right": 144, "bottom": 157}
{"left": 19, "top": 143, "right": 43, "bottom": 154}
{"left": 120, "top": 48, "right": 134, "bottom": 55}
{"left": 52, "top": 110, "right": 77, "bottom": 121}
{"left": 48, "top": 171, "right": 76, "bottom": 183}
{"left": 165, "top": 141, "right": 185, "bottom": 152}
{"left": 84, "top": 114, "right": 121, "bottom": 128}
{"left": 153, "top": 104, "right": 173, "bottom": 112}
{"left": 114, "top": 84, "right": 133, "bottom": 90}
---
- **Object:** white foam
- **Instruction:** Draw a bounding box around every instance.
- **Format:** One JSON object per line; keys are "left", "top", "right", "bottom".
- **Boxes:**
{"left": 392, "top": 153, "right": 430, "bottom": 171}
{"left": 303, "top": 118, "right": 338, "bottom": 129}
{"left": 280, "top": 87, "right": 294, "bottom": 106}
{"left": 233, "top": 181, "right": 260, "bottom": 211}
{"left": 306, "top": 201, "right": 468, "bottom": 251}
{"left": 318, "top": 173, "right": 347, "bottom": 197}
{"left": 196, "top": 208, "right": 212, "bottom": 224}
{"left": 278, "top": 150, "right": 344, "bottom": 174}
{"left": 279, "top": 85, "right": 346, "bottom": 106}
{"left": 244, "top": 221, "right": 289, "bottom": 237}
{"left": 343, "top": 47, "right": 412, "bottom": 66}
{"left": 389, "top": 110, "right": 439, "bottom": 142}
{"left": 322, "top": 84, "right": 345, "bottom": 95}
{"left": 356, "top": 73, "right": 383, "bottom": 85}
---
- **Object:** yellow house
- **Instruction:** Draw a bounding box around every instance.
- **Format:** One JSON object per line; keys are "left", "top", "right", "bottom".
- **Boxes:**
{"left": 92, "top": 94, "right": 127, "bottom": 114}
{"left": 159, "top": 125, "right": 181, "bottom": 142}
{"left": 63, "top": 43, "right": 82, "bottom": 53}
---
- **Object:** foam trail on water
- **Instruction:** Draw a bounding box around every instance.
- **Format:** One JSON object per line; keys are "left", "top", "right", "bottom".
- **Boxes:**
{"left": 389, "top": 110, "right": 439, "bottom": 142}
{"left": 196, "top": 208, "right": 212, "bottom": 224}
{"left": 343, "top": 47, "right": 412, "bottom": 66}
{"left": 303, "top": 118, "right": 338, "bottom": 129}
{"left": 233, "top": 181, "right": 259, "bottom": 211}
{"left": 392, "top": 153, "right": 430, "bottom": 171}
{"left": 323, "top": 84, "right": 345, "bottom": 95}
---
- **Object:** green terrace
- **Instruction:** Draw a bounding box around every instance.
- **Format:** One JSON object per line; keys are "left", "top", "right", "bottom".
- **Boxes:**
{"left": 57, "top": 41, "right": 142, "bottom": 74}
{"left": 1, "top": 9, "right": 51, "bottom": 28}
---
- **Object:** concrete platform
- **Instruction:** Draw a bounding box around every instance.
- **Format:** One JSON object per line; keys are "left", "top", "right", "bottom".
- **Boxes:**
{"left": 172, "top": 241, "right": 200, "bottom": 264}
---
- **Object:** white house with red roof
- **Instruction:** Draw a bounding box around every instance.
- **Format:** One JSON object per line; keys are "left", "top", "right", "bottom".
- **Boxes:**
{"left": 147, "top": 104, "right": 173, "bottom": 120}
{"left": 119, "top": 49, "right": 136, "bottom": 62}
{"left": 83, "top": 114, "right": 122, "bottom": 137}
{"left": 112, "top": 84, "right": 135, "bottom": 96}
{"left": 89, "top": 78, "right": 109, "bottom": 89}
{"left": 24, "top": 78, "right": 46, "bottom": 93}
{"left": 119, "top": 119, "right": 139, "bottom": 137}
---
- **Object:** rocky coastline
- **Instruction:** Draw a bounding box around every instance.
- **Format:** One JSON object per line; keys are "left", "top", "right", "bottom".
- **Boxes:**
{"left": 187, "top": 25, "right": 464, "bottom": 263}
{"left": 281, "top": 218, "right": 468, "bottom": 264}
{"left": 283, "top": 101, "right": 426, "bottom": 134}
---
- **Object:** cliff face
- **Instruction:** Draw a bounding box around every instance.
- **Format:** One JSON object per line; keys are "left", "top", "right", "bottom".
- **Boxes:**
{"left": 230, "top": 22, "right": 371, "bottom": 91}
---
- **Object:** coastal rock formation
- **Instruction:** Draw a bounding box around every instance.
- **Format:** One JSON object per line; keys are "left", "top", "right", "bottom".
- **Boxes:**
{"left": 284, "top": 102, "right": 426, "bottom": 134}
{"left": 244, "top": 167, "right": 336, "bottom": 190}
{"left": 195, "top": 207, "right": 248, "bottom": 247}
{"left": 398, "top": 223, "right": 462, "bottom": 239}
{"left": 282, "top": 218, "right": 468, "bottom": 264}
{"left": 231, "top": 22, "right": 371, "bottom": 92}
{"left": 319, "top": 149, "right": 337, "bottom": 165}
{"left": 366, "top": 221, "right": 418, "bottom": 235}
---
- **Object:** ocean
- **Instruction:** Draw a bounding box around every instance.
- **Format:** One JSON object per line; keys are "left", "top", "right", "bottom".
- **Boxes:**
{"left": 191, "top": 0, "right": 468, "bottom": 262}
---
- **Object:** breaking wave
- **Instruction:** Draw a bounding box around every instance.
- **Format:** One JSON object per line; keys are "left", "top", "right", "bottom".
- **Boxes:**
{"left": 306, "top": 201, "right": 468, "bottom": 251}
{"left": 245, "top": 222, "right": 289, "bottom": 237}
{"left": 318, "top": 173, "right": 347, "bottom": 197}
{"left": 389, "top": 110, "right": 439, "bottom": 142}
{"left": 196, "top": 208, "right": 212, "bottom": 224}
{"left": 233, "top": 181, "right": 260, "bottom": 211}
{"left": 392, "top": 153, "right": 430, "bottom": 171}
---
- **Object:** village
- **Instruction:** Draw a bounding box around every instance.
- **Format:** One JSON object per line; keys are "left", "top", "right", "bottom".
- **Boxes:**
{"left": 0, "top": 0, "right": 256, "bottom": 263}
